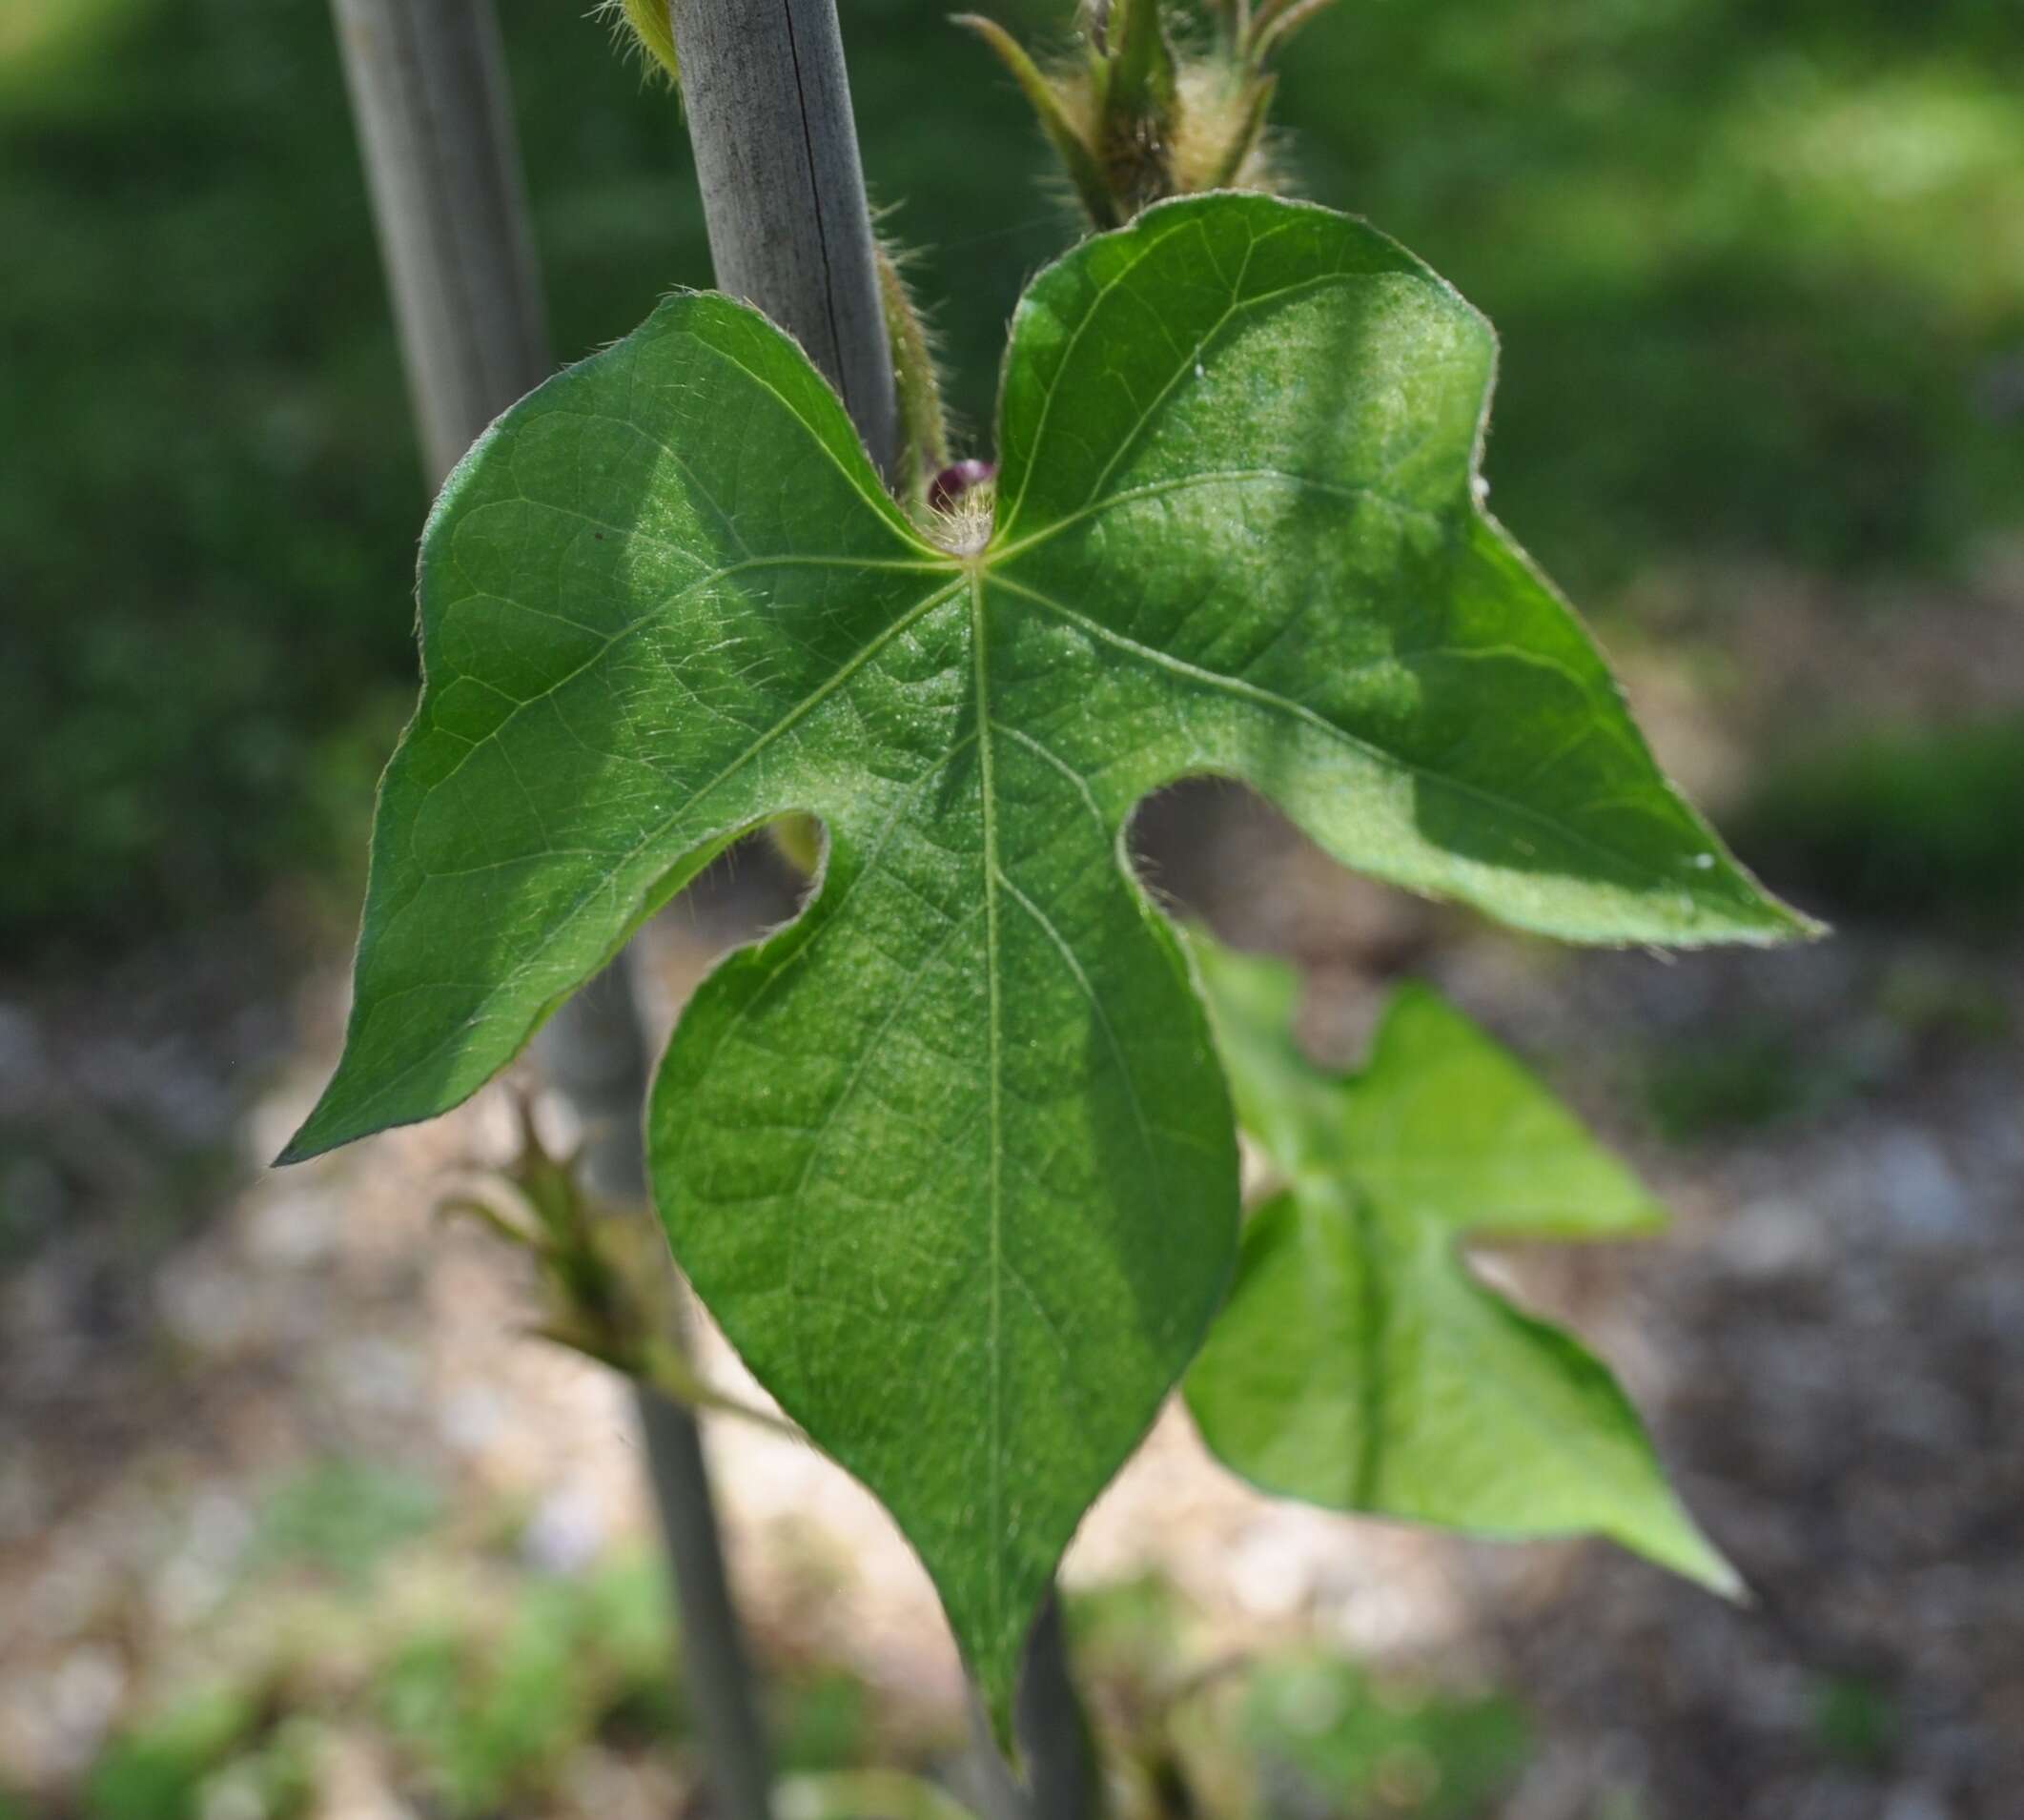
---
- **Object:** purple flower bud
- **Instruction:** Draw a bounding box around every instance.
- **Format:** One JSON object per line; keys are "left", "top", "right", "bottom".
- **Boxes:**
{"left": 929, "top": 459, "right": 996, "bottom": 515}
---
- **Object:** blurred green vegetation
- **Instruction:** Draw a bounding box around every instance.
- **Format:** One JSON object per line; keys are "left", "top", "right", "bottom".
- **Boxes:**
{"left": 246, "top": 1458, "right": 444, "bottom": 1586}
{"left": 6, "top": 0, "right": 2021, "bottom": 953}
{"left": 1809, "top": 1672, "right": 1899, "bottom": 1772}
{"left": 1243, "top": 1657, "right": 1531, "bottom": 1818}
{"left": 0, "top": 0, "right": 707, "bottom": 951}
{"left": 376, "top": 1560, "right": 681, "bottom": 1814}
{"left": 72, "top": 1557, "right": 680, "bottom": 1820}
{"left": 57, "top": 1453, "right": 946, "bottom": 1820}
{"left": 1738, "top": 711, "right": 2024, "bottom": 927}
{"left": 84, "top": 1690, "right": 313, "bottom": 1820}
{"left": 1643, "top": 1024, "right": 1856, "bottom": 1140}
{"left": 63, "top": 1527, "right": 1545, "bottom": 1820}
{"left": 1272, "top": 2, "right": 2024, "bottom": 587}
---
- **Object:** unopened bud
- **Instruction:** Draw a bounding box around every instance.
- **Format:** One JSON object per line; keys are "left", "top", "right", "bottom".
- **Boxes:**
{"left": 930, "top": 459, "right": 996, "bottom": 514}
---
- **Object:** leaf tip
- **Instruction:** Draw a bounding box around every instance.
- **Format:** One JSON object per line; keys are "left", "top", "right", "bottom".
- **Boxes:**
{"left": 273, "top": 1103, "right": 340, "bottom": 1170}
{"left": 967, "top": 1649, "right": 1020, "bottom": 1764}
{"left": 1686, "top": 840, "right": 1830, "bottom": 950}
{"left": 1740, "top": 903, "right": 1831, "bottom": 952}
{"left": 1612, "top": 1491, "right": 1749, "bottom": 1605}
{"left": 1776, "top": 900, "right": 1833, "bottom": 945}
{"left": 274, "top": 1068, "right": 380, "bottom": 1168}
{"left": 1663, "top": 1524, "right": 1751, "bottom": 1605}
{"left": 1657, "top": 865, "right": 1830, "bottom": 952}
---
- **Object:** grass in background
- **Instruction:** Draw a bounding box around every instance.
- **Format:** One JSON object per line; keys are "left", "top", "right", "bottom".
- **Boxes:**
{"left": 6, "top": 0, "right": 2021, "bottom": 955}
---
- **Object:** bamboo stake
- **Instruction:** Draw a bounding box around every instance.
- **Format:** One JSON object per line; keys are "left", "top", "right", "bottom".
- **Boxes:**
{"left": 665, "top": 0, "right": 899, "bottom": 475}
{"left": 328, "top": 7, "right": 773, "bottom": 1817}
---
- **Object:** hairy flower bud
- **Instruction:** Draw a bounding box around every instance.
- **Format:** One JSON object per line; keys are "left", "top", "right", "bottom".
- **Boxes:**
{"left": 957, "top": 0, "right": 1313, "bottom": 226}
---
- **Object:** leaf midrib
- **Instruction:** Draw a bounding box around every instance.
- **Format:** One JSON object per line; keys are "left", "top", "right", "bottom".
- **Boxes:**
{"left": 967, "top": 564, "right": 1009, "bottom": 1646}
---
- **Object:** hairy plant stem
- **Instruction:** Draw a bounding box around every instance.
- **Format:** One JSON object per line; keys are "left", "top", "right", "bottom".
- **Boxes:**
{"left": 327, "top": 8, "right": 771, "bottom": 1818}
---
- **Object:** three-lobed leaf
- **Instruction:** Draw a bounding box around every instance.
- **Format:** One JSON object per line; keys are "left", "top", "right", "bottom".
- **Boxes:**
{"left": 284, "top": 193, "right": 1796, "bottom": 1713}
{"left": 1184, "top": 936, "right": 1740, "bottom": 1594}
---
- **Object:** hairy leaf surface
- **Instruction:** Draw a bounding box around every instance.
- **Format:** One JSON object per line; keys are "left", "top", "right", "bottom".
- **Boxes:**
{"left": 285, "top": 193, "right": 1793, "bottom": 1708}
{"left": 1185, "top": 938, "right": 1739, "bottom": 1593}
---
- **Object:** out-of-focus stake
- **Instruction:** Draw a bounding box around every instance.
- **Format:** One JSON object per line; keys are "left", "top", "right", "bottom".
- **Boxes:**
{"left": 329, "top": 0, "right": 546, "bottom": 482}
{"left": 325, "top": 6, "right": 774, "bottom": 1819}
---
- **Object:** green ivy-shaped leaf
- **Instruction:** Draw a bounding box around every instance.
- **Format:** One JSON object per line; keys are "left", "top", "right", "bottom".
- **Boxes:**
{"left": 1185, "top": 936, "right": 1740, "bottom": 1593}
{"left": 283, "top": 193, "right": 1796, "bottom": 1712}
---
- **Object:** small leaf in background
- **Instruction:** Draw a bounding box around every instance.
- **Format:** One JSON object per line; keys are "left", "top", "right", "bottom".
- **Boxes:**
{"left": 287, "top": 192, "right": 1792, "bottom": 1714}
{"left": 1185, "top": 936, "right": 1741, "bottom": 1594}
